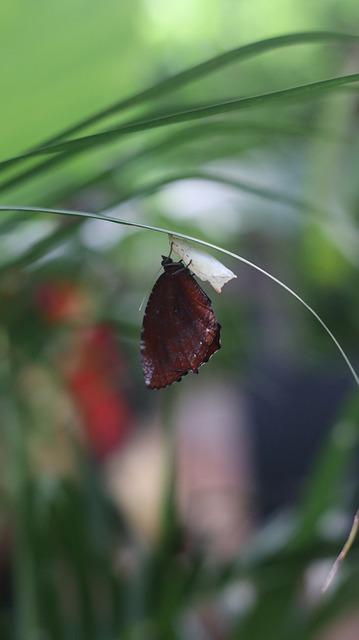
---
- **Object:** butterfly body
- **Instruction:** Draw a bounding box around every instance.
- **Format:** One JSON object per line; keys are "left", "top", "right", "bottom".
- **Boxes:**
{"left": 141, "top": 257, "right": 221, "bottom": 389}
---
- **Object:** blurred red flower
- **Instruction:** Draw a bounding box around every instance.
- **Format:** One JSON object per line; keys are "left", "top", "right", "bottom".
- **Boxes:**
{"left": 67, "top": 325, "right": 133, "bottom": 459}
{"left": 35, "top": 280, "right": 133, "bottom": 459}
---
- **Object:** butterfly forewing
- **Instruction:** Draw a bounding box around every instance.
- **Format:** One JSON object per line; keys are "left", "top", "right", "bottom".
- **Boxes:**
{"left": 141, "top": 258, "right": 221, "bottom": 389}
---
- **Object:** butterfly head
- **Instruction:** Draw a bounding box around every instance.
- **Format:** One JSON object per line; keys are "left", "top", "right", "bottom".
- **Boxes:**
{"left": 161, "top": 255, "right": 174, "bottom": 268}
{"left": 161, "top": 255, "right": 185, "bottom": 275}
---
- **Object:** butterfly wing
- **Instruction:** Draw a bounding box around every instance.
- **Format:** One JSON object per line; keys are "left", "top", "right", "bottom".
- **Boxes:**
{"left": 141, "top": 266, "right": 221, "bottom": 389}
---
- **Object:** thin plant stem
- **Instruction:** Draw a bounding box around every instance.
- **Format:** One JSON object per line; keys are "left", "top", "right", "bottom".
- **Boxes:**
{"left": 322, "top": 509, "right": 359, "bottom": 592}
{"left": 0, "top": 204, "right": 357, "bottom": 388}
{"left": 0, "top": 203, "right": 358, "bottom": 592}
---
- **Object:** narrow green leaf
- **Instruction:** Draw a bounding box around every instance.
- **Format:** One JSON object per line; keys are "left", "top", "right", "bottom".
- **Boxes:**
{"left": 0, "top": 118, "right": 335, "bottom": 196}
{"left": 19, "top": 31, "right": 359, "bottom": 149}
{"left": 294, "top": 394, "right": 359, "bottom": 547}
{"left": 106, "top": 170, "right": 337, "bottom": 221}
{"left": 1, "top": 73, "right": 359, "bottom": 173}
{"left": 0, "top": 219, "right": 82, "bottom": 273}
{"left": 0, "top": 204, "right": 358, "bottom": 389}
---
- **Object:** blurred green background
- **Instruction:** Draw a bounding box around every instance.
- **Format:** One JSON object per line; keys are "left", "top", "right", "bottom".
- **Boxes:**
{"left": 0, "top": 1, "right": 359, "bottom": 638}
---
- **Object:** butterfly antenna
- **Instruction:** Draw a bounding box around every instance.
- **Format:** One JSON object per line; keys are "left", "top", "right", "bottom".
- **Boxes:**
{"left": 138, "top": 265, "right": 163, "bottom": 312}
{"left": 138, "top": 292, "right": 147, "bottom": 312}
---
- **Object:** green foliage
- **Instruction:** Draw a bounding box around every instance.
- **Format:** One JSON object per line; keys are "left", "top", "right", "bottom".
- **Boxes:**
{"left": 0, "top": 3, "right": 359, "bottom": 638}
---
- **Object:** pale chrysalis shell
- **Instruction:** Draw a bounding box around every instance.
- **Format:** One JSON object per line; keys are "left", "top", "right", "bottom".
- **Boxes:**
{"left": 169, "top": 235, "right": 237, "bottom": 294}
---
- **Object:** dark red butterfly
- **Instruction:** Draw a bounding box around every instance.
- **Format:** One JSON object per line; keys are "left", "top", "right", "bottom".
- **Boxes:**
{"left": 141, "top": 256, "right": 221, "bottom": 389}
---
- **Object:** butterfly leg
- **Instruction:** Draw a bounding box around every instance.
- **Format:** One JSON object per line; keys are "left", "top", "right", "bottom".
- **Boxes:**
{"left": 171, "top": 260, "right": 193, "bottom": 276}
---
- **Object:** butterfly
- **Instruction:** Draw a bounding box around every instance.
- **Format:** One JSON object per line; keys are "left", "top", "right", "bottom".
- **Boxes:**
{"left": 141, "top": 256, "right": 221, "bottom": 389}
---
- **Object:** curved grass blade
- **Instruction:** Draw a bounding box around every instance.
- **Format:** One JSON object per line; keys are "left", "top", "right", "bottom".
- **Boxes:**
{"left": 69, "top": 170, "right": 359, "bottom": 251}
{"left": 0, "top": 219, "right": 82, "bottom": 273}
{"left": 0, "top": 170, "right": 335, "bottom": 274}
{"left": 0, "top": 151, "right": 75, "bottom": 197}
{"left": 0, "top": 118, "right": 337, "bottom": 197}
{"left": 2, "top": 203, "right": 358, "bottom": 590}
{"left": 0, "top": 204, "right": 357, "bottom": 389}
{"left": 0, "top": 170, "right": 353, "bottom": 275}
{"left": 46, "top": 119, "right": 348, "bottom": 204}
{"left": 1, "top": 73, "right": 359, "bottom": 173}
{"left": 17, "top": 31, "right": 359, "bottom": 149}
{"left": 0, "top": 213, "right": 34, "bottom": 234}
{"left": 103, "top": 170, "right": 340, "bottom": 222}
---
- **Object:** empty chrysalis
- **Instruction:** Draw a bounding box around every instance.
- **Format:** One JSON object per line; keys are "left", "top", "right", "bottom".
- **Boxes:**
{"left": 169, "top": 235, "right": 237, "bottom": 293}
